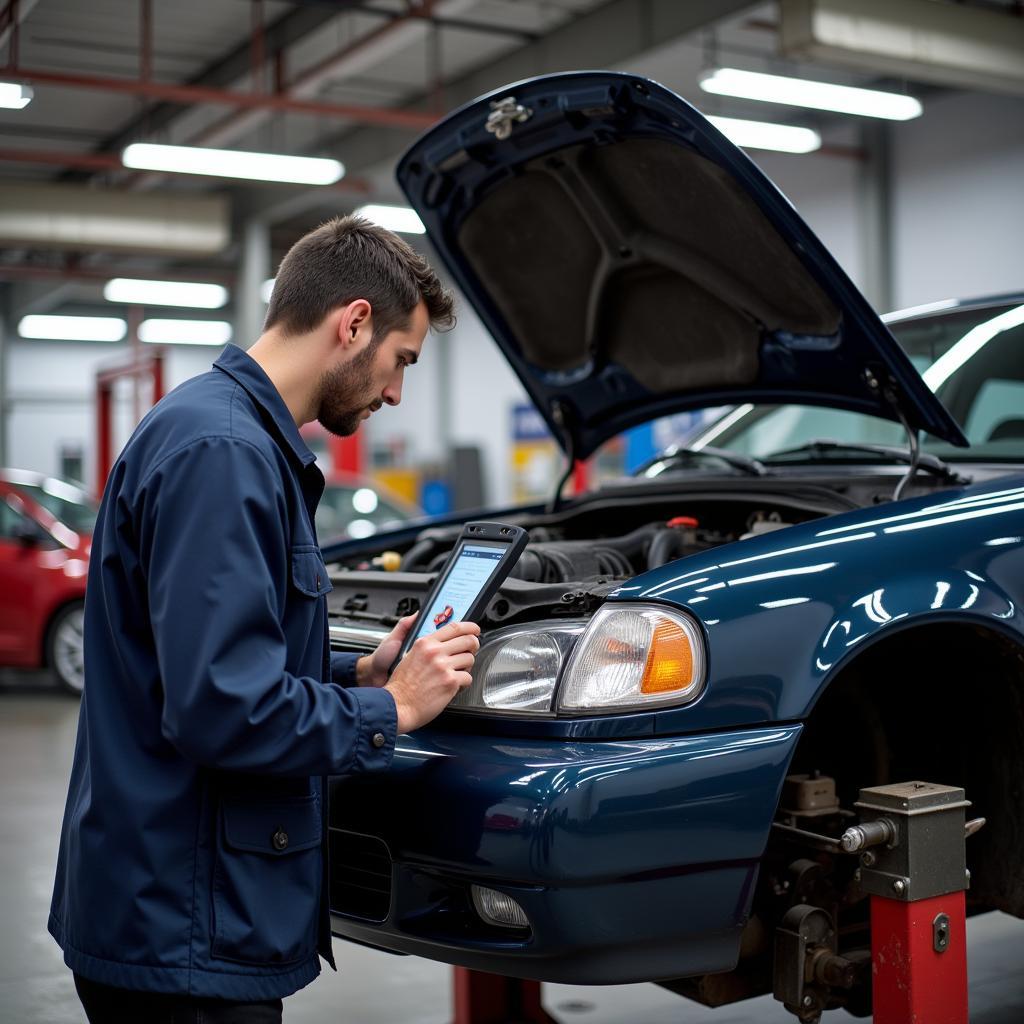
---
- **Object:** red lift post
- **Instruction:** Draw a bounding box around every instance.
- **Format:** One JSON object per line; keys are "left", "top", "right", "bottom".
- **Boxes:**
{"left": 95, "top": 308, "right": 165, "bottom": 496}
{"left": 452, "top": 968, "right": 557, "bottom": 1024}
{"left": 850, "top": 782, "right": 978, "bottom": 1024}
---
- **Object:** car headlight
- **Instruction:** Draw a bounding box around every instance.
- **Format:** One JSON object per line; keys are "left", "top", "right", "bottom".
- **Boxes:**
{"left": 558, "top": 604, "right": 705, "bottom": 714}
{"left": 449, "top": 621, "right": 586, "bottom": 715}
{"left": 448, "top": 604, "right": 705, "bottom": 717}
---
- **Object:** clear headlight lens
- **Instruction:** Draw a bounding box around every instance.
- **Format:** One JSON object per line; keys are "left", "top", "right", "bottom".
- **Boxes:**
{"left": 558, "top": 604, "right": 705, "bottom": 713}
{"left": 449, "top": 621, "right": 586, "bottom": 715}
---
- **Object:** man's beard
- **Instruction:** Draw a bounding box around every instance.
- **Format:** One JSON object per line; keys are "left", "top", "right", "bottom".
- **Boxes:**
{"left": 316, "top": 341, "right": 382, "bottom": 437}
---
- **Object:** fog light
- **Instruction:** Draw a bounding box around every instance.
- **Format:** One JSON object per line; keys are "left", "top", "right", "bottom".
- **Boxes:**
{"left": 471, "top": 885, "right": 530, "bottom": 931}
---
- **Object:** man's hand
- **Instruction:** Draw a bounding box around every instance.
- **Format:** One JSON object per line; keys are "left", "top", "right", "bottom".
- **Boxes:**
{"left": 385, "top": 621, "right": 481, "bottom": 734}
{"left": 357, "top": 614, "right": 417, "bottom": 687}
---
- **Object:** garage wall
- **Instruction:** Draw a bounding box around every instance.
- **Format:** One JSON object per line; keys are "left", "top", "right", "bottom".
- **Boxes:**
{"left": 754, "top": 146, "right": 864, "bottom": 295}
{"left": 890, "top": 90, "right": 1024, "bottom": 309}
{"left": 5, "top": 339, "right": 218, "bottom": 488}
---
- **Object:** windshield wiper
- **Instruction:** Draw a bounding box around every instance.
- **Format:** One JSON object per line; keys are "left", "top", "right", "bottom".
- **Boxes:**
{"left": 640, "top": 445, "right": 768, "bottom": 478}
{"left": 763, "top": 440, "right": 971, "bottom": 485}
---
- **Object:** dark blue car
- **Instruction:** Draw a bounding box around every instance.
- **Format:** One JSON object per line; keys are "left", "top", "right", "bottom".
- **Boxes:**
{"left": 323, "top": 72, "right": 1024, "bottom": 1016}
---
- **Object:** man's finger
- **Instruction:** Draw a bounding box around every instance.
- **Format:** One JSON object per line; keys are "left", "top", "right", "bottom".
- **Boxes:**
{"left": 447, "top": 652, "right": 476, "bottom": 672}
{"left": 437, "top": 634, "right": 480, "bottom": 655}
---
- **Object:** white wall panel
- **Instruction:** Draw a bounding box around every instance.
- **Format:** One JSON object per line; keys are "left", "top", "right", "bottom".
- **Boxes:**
{"left": 891, "top": 91, "right": 1024, "bottom": 308}
{"left": 6, "top": 338, "right": 223, "bottom": 488}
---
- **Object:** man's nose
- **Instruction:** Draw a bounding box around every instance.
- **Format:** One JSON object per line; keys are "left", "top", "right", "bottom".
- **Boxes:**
{"left": 382, "top": 377, "right": 402, "bottom": 406}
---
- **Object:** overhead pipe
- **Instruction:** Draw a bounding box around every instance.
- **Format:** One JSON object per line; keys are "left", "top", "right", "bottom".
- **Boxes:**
{"left": 182, "top": 0, "right": 449, "bottom": 152}
{"left": 3, "top": 66, "right": 440, "bottom": 129}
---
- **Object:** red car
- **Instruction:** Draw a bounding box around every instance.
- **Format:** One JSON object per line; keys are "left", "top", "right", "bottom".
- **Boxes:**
{"left": 433, "top": 604, "right": 454, "bottom": 629}
{"left": 0, "top": 470, "right": 95, "bottom": 695}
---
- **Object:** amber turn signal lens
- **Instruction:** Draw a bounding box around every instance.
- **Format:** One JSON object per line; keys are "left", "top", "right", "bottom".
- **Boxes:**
{"left": 640, "top": 618, "right": 694, "bottom": 694}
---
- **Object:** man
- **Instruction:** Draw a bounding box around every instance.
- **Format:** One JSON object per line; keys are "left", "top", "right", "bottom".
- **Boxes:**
{"left": 49, "top": 216, "right": 480, "bottom": 1022}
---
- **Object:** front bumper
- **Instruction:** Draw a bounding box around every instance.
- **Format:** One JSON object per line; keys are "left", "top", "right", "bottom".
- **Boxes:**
{"left": 329, "top": 723, "right": 801, "bottom": 984}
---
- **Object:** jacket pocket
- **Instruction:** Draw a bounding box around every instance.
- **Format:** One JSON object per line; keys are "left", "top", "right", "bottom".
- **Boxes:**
{"left": 290, "top": 546, "right": 333, "bottom": 598}
{"left": 211, "top": 795, "right": 322, "bottom": 966}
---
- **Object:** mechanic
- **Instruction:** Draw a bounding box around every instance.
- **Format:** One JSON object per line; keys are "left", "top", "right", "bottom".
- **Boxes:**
{"left": 49, "top": 216, "right": 480, "bottom": 1023}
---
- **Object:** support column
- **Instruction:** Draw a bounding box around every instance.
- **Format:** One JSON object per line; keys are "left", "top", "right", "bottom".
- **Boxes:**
{"left": 858, "top": 121, "right": 894, "bottom": 314}
{"left": 0, "top": 295, "right": 8, "bottom": 466}
{"left": 236, "top": 217, "right": 271, "bottom": 349}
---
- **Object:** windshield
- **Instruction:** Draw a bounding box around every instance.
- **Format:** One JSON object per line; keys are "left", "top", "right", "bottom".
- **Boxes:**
{"left": 687, "top": 301, "right": 1024, "bottom": 464}
{"left": 16, "top": 481, "right": 98, "bottom": 534}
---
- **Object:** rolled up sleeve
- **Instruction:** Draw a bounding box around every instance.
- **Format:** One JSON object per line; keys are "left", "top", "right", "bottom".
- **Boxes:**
{"left": 138, "top": 436, "right": 396, "bottom": 776}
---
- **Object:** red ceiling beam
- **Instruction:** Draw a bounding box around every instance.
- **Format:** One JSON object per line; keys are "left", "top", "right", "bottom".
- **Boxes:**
{"left": 0, "top": 146, "right": 373, "bottom": 188}
{"left": 7, "top": 66, "right": 439, "bottom": 129}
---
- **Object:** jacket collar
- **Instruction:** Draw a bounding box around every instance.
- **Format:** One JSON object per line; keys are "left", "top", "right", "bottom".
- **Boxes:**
{"left": 213, "top": 344, "right": 318, "bottom": 468}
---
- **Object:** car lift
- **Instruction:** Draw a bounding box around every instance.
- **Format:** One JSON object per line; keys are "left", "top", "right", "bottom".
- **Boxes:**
{"left": 451, "top": 781, "right": 981, "bottom": 1024}
{"left": 775, "top": 780, "right": 982, "bottom": 1024}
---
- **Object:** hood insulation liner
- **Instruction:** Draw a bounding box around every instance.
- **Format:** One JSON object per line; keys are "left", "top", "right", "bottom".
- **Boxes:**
{"left": 456, "top": 137, "right": 841, "bottom": 394}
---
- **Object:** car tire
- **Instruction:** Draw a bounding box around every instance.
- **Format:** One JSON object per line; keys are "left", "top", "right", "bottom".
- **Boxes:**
{"left": 47, "top": 601, "right": 85, "bottom": 697}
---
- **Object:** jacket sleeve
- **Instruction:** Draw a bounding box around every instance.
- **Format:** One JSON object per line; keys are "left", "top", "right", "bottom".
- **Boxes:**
{"left": 330, "top": 652, "right": 360, "bottom": 686}
{"left": 138, "top": 436, "right": 397, "bottom": 775}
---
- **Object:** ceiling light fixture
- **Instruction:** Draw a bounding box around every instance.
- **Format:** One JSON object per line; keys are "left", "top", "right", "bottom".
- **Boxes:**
{"left": 700, "top": 68, "right": 922, "bottom": 121}
{"left": 706, "top": 115, "right": 821, "bottom": 154}
{"left": 138, "top": 319, "right": 232, "bottom": 346}
{"left": 0, "top": 81, "right": 33, "bottom": 109}
{"left": 18, "top": 315, "right": 126, "bottom": 342}
{"left": 122, "top": 143, "right": 344, "bottom": 185}
{"left": 104, "top": 278, "right": 228, "bottom": 309}
{"left": 354, "top": 204, "right": 426, "bottom": 234}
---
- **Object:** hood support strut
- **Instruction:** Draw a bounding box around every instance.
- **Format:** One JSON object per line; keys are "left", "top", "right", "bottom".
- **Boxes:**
{"left": 547, "top": 400, "right": 579, "bottom": 514}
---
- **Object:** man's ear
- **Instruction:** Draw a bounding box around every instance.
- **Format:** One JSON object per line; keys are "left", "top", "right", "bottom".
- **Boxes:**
{"left": 337, "top": 299, "right": 373, "bottom": 351}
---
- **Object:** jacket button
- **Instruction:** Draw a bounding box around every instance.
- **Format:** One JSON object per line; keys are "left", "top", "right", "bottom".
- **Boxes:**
{"left": 272, "top": 829, "right": 289, "bottom": 851}
{"left": 372, "top": 732, "right": 386, "bottom": 749}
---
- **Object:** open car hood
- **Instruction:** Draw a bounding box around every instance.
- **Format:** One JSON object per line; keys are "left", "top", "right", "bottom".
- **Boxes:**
{"left": 397, "top": 72, "right": 967, "bottom": 459}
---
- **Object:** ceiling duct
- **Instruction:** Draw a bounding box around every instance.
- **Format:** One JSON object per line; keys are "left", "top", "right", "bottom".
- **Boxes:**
{"left": 0, "top": 183, "right": 229, "bottom": 255}
{"left": 780, "top": 0, "right": 1024, "bottom": 97}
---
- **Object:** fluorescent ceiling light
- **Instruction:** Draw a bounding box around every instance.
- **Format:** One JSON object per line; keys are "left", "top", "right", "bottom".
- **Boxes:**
{"left": 706, "top": 115, "right": 820, "bottom": 154}
{"left": 18, "top": 314, "right": 126, "bottom": 342}
{"left": 260, "top": 278, "right": 275, "bottom": 304}
{"left": 700, "top": 68, "right": 922, "bottom": 121}
{"left": 104, "top": 277, "right": 228, "bottom": 309}
{"left": 354, "top": 204, "right": 425, "bottom": 234}
{"left": 122, "top": 143, "right": 344, "bottom": 185}
{"left": 0, "top": 81, "right": 33, "bottom": 109}
{"left": 139, "top": 319, "right": 232, "bottom": 346}
{"left": 923, "top": 303, "right": 1024, "bottom": 391}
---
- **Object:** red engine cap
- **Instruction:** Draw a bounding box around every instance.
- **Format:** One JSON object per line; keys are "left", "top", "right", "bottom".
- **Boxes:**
{"left": 667, "top": 516, "right": 699, "bottom": 529}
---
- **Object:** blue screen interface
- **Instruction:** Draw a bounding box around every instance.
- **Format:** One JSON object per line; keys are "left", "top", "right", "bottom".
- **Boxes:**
{"left": 413, "top": 541, "right": 506, "bottom": 642}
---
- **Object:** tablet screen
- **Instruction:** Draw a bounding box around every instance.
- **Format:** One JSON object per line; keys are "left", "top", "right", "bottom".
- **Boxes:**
{"left": 412, "top": 540, "right": 508, "bottom": 643}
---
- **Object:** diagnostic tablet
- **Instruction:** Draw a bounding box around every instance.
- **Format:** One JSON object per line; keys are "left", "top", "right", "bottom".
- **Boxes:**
{"left": 392, "top": 521, "right": 528, "bottom": 669}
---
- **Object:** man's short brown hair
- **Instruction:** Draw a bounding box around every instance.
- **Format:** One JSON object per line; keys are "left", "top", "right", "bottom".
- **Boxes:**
{"left": 265, "top": 215, "right": 455, "bottom": 341}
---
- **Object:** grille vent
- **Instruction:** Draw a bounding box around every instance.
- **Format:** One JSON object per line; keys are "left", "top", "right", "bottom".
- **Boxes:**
{"left": 329, "top": 828, "right": 392, "bottom": 922}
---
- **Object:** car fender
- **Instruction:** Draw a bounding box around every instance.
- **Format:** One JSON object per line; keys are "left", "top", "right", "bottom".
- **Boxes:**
{"left": 613, "top": 475, "right": 1024, "bottom": 736}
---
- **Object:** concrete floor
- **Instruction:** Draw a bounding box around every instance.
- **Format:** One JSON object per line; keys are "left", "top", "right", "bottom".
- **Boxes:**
{"left": 5, "top": 676, "right": 1024, "bottom": 1024}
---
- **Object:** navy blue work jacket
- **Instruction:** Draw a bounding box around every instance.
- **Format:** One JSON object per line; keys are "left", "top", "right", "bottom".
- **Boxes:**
{"left": 49, "top": 344, "right": 397, "bottom": 1000}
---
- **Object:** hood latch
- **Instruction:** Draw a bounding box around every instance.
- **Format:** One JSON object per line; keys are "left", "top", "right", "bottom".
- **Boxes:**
{"left": 485, "top": 96, "right": 533, "bottom": 140}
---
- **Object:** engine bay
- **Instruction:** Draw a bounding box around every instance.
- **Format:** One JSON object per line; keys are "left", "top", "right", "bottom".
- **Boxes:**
{"left": 325, "top": 487, "right": 853, "bottom": 648}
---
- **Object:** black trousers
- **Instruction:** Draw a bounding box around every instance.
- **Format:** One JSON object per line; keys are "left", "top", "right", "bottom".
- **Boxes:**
{"left": 74, "top": 974, "right": 284, "bottom": 1024}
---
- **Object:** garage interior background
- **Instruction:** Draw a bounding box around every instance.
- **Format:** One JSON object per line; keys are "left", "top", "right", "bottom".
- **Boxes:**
{"left": 0, "top": 0, "right": 1022, "bottom": 515}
